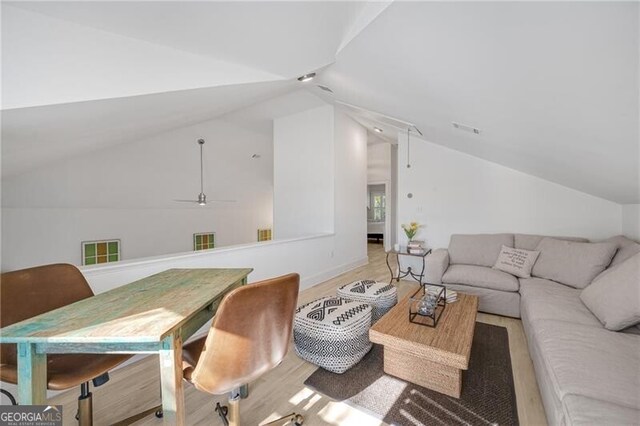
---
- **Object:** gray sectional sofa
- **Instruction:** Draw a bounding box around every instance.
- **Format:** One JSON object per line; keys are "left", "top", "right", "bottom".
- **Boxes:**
{"left": 425, "top": 233, "right": 640, "bottom": 425}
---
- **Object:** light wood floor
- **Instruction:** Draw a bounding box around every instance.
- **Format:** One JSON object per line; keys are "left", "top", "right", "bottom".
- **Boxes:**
{"left": 50, "top": 243, "right": 547, "bottom": 425}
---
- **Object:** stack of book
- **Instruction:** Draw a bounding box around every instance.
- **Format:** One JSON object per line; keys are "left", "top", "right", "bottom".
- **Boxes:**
{"left": 407, "top": 241, "right": 425, "bottom": 254}
{"left": 425, "top": 285, "right": 458, "bottom": 303}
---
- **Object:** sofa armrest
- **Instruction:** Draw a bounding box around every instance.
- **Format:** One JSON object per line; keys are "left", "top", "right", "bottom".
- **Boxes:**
{"left": 425, "top": 248, "right": 450, "bottom": 284}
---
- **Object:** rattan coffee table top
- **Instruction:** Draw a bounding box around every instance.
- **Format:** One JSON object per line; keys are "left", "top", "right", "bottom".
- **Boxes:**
{"left": 370, "top": 288, "right": 479, "bottom": 369}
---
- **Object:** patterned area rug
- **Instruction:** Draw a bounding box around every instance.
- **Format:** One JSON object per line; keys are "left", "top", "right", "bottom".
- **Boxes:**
{"left": 304, "top": 322, "right": 519, "bottom": 426}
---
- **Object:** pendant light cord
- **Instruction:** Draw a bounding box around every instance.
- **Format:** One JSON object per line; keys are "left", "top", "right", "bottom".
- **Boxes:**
{"left": 200, "top": 140, "right": 204, "bottom": 194}
{"left": 407, "top": 128, "right": 411, "bottom": 168}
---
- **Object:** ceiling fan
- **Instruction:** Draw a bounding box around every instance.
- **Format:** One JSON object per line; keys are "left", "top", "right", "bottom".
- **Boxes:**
{"left": 174, "top": 138, "right": 236, "bottom": 206}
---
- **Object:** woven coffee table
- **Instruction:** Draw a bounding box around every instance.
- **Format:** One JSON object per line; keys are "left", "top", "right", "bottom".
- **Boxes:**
{"left": 369, "top": 289, "right": 478, "bottom": 398}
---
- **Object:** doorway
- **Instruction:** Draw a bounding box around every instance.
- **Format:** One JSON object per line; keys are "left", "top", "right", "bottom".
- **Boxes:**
{"left": 367, "top": 182, "right": 391, "bottom": 250}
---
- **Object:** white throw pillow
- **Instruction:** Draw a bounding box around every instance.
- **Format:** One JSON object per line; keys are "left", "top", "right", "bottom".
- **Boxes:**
{"left": 580, "top": 252, "right": 640, "bottom": 331}
{"left": 492, "top": 245, "right": 540, "bottom": 278}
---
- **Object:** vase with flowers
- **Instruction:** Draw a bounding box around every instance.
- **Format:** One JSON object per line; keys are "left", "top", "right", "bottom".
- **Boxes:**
{"left": 401, "top": 221, "right": 421, "bottom": 242}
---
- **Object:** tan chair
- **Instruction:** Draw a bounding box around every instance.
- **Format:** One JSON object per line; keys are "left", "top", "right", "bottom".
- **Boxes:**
{"left": 0, "top": 264, "right": 132, "bottom": 425}
{"left": 157, "top": 273, "right": 303, "bottom": 426}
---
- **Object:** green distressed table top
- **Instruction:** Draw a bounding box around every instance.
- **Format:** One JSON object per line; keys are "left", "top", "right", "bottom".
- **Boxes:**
{"left": 0, "top": 268, "right": 252, "bottom": 344}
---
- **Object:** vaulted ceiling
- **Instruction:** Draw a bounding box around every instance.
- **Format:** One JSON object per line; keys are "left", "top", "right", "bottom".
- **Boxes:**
{"left": 2, "top": 1, "right": 638, "bottom": 203}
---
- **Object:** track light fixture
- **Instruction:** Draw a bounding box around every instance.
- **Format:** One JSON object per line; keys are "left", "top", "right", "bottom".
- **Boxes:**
{"left": 297, "top": 73, "right": 316, "bottom": 82}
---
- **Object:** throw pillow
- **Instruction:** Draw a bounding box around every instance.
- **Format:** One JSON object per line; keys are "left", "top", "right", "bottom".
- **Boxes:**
{"left": 580, "top": 252, "right": 640, "bottom": 331}
{"left": 493, "top": 245, "right": 540, "bottom": 278}
{"left": 604, "top": 235, "right": 640, "bottom": 268}
{"left": 514, "top": 234, "right": 588, "bottom": 251}
{"left": 448, "top": 234, "right": 514, "bottom": 267}
{"left": 532, "top": 238, "right": 617, "bottom": 289}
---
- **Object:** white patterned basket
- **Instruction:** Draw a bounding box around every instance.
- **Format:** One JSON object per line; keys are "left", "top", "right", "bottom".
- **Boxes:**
{"left": 337, "top": 279, "right": 397, "bottom": 322}
{"left": 294, "top": 296, "right": 372, "bottom": 374}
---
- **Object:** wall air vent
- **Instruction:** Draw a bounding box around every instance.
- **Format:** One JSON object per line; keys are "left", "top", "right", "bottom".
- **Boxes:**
{"left": 317, "top": 85, "right": 333, "bottom": 93}
{"left": 452, "top": 122, "right": 481, "bottom": 135}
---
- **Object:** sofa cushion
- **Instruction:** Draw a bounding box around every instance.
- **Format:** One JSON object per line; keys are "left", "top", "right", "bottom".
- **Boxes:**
{"left": 580, "top": 253, "right": 640, "bottom": 331}
{"left": 563, "top": 394, "right": 640, "bottom": 426}
{"left": 622, "top": 324, "right": 640, "bottom": 335}
{"left": 448, "top": 233, "right": 514, "bottom": 267}
{"left": 519, "top": 278, "right": 602, "bottom": 327}
{"left": 515, "top": 234, "right": 589, "bottom": 250}
{"left": 605, "top": 235, "right": 640, "bottom": 268}
{"left": 532, "top": 238, "right": 617, "bottom": 288}
{"left": 493, "top": 245, "right": 540, "bottom": 278}
{"left": 530, "top": 320, "right": 640, "bottom": 409}
{"left": 440, "top": 283, "right": 520, "bottom": 317}
{"left": 442, "top": 264, "right": 519, "bottom": 292}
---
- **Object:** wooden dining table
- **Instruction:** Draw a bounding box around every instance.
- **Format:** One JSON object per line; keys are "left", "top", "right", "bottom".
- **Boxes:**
{"left": 0, "top": 267, "right": 252, "bottom": 425}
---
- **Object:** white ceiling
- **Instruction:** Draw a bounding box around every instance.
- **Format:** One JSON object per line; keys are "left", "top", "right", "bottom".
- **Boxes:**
{"left": 2, "top": 1, "right": 638, "bottom": 203}
{"left": 318, "top": 1, "right": 639, "bottom": 203}
{"left": 1, "top": 81, "right": 295, "bottom": 177}
{"left": 7, "top": 1, "right": 385, "bottom": 79}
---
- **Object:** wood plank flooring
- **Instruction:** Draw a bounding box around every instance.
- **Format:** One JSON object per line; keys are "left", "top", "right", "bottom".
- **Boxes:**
{"left": 49, "top": 243, "right": 547, "bottom": 425}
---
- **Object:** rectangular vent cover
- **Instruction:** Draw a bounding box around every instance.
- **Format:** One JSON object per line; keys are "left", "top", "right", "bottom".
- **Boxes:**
{"left": 452, "top": 122, "right": 481, "bottom": 135}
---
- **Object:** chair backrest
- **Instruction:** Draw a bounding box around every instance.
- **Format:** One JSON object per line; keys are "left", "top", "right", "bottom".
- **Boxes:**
{"left": 190, "top": 273, "right": 300, "bottom": 395}
{"left": 1, "top": 264, "right": 95, "bottom": 366}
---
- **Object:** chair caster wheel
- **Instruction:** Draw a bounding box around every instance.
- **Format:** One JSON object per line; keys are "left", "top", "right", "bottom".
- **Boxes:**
{"left": 293, "top": 414, "right": 305, "bottom": 425}
{"left": 155, "top": 409, "right": 164, "bottom": 418}
{"left": 75, "top": 412, "right": 79, "bottom": 421}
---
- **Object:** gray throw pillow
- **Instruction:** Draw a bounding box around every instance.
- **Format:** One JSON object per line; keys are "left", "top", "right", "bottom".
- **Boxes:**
{"left": 493, "top": 245, "right": 540, "bottom": 278}
{"left": 448, "top": 234, "right": 514, "bottom": 267}
{"left": 514, "top": 234, "right": 588, "bottom": 250}
{"left": 580, "top": 253, "right": 640, "bottom": 331}
{"left": 604, "top": 235, "right": 640, "bottom": 268}
{"left": 532, "top": 238, "right": 617, "bottom": 288}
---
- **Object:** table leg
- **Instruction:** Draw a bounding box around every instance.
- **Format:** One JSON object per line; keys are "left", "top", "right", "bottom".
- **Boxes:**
{"left": 17, "top": 343, "right": 47, "bottom": 405}
{"left": 386, "top": 252, "right": 394, "bottom": 283}
{"left": 159, "top": 332, "right": 185, "bottom": 425}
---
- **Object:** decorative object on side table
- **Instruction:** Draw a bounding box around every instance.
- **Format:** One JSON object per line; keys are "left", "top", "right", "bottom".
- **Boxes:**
{"left": 407, "top": 240, "right": 426, "bottom": 254}
{"left": 401, "top": 221, "right": 422, "bottom": 243}
{"left": 409, "top": 284, "right": 446, "bottom": 327}
{"left": 386, "top": 245, "right": 432, "bottom": 283}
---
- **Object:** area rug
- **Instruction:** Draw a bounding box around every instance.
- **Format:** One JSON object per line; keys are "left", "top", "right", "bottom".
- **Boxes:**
{"left": 303, "top": 322, "right": 518, "bottom": 426}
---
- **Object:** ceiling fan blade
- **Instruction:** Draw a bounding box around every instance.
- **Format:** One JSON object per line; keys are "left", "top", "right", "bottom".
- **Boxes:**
{"left": 173, "top": 199, "right": 199, "bottom": 203}
{"left": 208, "top": 199, "right": 237, "bottom": 203}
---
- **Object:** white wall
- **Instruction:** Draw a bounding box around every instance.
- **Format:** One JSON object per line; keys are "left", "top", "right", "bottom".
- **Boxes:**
{"left": 273, "top": 105, "right": 334, "bottom": 239}
{"left": 390, "top": 145, "right": 399, "bottom": 246}
{"left": 367, "top": 141, "right": 391, "bottom": 182}
{"left": 334, "top": 110, "right": 368, "bottom": 264}
{"left": 1, "top": 118, "right": 273, "bottom": 271}
{"left": 397, "top": 133, "right": 622, "bottom": 249}
{"left": 622, "top": 204, "right": 640, "bottom": 241}
{"left": 1, "top": 5, "right": 280, "bottom": 109}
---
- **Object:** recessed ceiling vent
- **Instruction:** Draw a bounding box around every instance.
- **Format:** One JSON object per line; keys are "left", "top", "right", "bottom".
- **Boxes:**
{"left": 452, "top": 122, "right": 481, "bottom": 135}
{"left": 317, "top": 85, "right": 333, "bottom": 93}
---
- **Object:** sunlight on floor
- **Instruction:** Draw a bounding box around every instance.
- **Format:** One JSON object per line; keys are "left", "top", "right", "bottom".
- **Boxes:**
{"left": 318, "top": 401, "right": 384, "bottom": 426}
{"left": 303, "top": 393, "right": 323, "bottom": 411}
{"left": 288, "top": 387, "right": 315, "bottom": 405}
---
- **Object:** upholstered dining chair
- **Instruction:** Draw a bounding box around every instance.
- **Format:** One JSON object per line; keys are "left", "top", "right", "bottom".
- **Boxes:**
{"left": 158, "top": 273, "right": 303, "bottom": 426}
{"left": 0, "top": 264, "right": 132, "bottom": 425}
